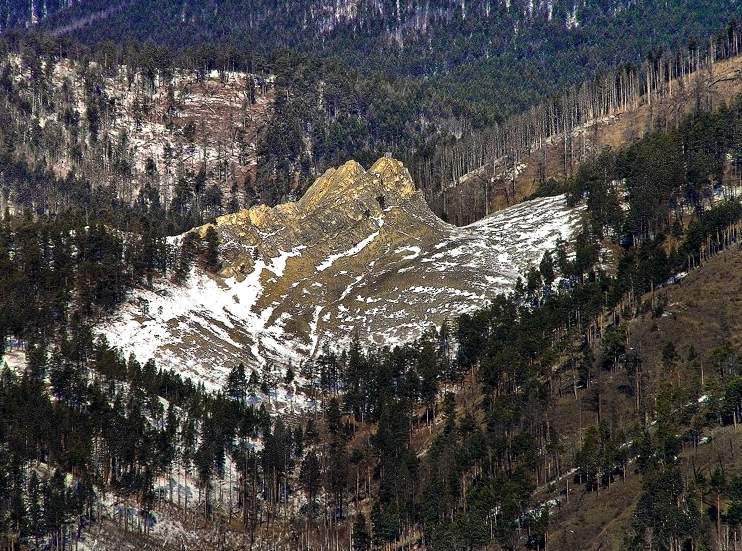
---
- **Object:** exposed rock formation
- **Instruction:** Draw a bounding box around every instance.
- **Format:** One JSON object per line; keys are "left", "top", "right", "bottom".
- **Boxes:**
{"left": 101, "top": 157, "right": 583, "bottom": 388}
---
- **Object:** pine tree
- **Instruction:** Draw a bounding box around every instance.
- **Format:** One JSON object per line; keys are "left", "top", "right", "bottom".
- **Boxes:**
{"left": 300, "top": 451, "right": 321, "bottom": 509}
{"left": 44, "top": 469, "right": 68, "bottom": 549}
{"left": 284, "top": 365, "right": 294, "bottom": 386}
{"left": 539, "top": 251, "right": 556, "bottom": 287}
{"left": 0, "top": 445, "right": 10, "bottom": 539}
{"left": 352, "top": 512, "right": 371, "bottom": 551}
{"left": 173, "top": 231, "right": 198, "bottom": 284}
{"left": 159, "top": 404, "right": 179, "bottom": 478}
{"left": 226, "top": 363, "right": 248, "bottom": 403}
{"left": 344, "top": 332, "right": 364, "bottom": 420}
{"left": 248, "top": 369, "right": 260, "bottom": 395}
{"left": 418, "top": 333, "right": 439, "bottom": 425}
{"left": 201, "top": 226, "right": 220, "bottom": 272}
{"left": 195, "top": 431, "right": 214, "bottom": 517}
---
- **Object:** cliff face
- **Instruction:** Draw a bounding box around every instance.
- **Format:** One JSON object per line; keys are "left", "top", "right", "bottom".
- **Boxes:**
{"left": 100, "top": 157, "right": 583, "bottom": 388}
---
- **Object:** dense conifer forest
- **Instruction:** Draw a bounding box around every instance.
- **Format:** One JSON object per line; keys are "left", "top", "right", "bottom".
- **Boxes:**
{"left": 17, "top": 0, "right": 741, "bottom": 116}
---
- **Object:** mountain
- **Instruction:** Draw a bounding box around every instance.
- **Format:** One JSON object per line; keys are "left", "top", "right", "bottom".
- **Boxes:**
{"left": 5, "top": 4, "right": 742, "bottom": 550}
{"left": 100, "top": 156, "right": 582, "bottom": 388}
{"left": 3, "top": 4, "right": 742, "bottom": 225}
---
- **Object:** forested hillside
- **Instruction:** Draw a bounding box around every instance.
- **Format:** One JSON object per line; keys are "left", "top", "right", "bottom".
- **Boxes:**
{"left": 0, "top": 41, "right": 282, "bottom": 233}
{"left": 3, "top": 2, "right": 742, "bottom": 550}
{"left": 28, "top": 0, "right": 742, "bottom": 116}
{"left": 0, "top": 33, "right": 480, "bottom": 215}
{"left": 441, "top": 43, "right": 742, "bottom": 224}
{"left": 2, "top": 94, "right": 742, "bottom": 549}
{"left": 3, "top": 22, "right": 742, "bottom": 226}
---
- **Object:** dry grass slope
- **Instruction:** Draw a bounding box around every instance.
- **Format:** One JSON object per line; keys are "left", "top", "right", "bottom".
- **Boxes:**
{"left": 444, "top": 54, "right": 742, "bottom": 225}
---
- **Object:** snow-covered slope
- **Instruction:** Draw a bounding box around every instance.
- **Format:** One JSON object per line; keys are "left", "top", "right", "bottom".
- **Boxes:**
{"left": 101, "top": 157, "right": 583, "bottom": 388}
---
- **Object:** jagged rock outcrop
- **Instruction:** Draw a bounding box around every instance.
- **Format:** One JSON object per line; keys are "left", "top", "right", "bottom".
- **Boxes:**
{"left": 101, "top": 157, "right": 583, "bottom": 388}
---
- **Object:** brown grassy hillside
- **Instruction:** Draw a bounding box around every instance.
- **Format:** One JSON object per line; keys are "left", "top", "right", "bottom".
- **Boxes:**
{"left": 443, "top": 54, "right": 742, "bottom": 226}
{"left": 544, "top": 245, "right": 742, "bottom": 549}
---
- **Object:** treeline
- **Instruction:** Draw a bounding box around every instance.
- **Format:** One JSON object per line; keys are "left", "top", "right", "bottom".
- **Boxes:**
{"left": 251, "top": 16, "right": 742, "bottom": 213}
{"left": 254, "top": 50, "right": 477, "bottom": 205}
{"left": 0, "top": 208, "right": 232, "bottom": 550}
{"left": 0, "top": 30, "right": 271, "bottom": 77}
{"left": 0, "top": 330, "right": 278, "bottom": 548}
{"left": 0, "top": 31, "right": 477, "bottom": 215}
{"left": 36, "top": 0, "right": 742, "bottom": 124}
{"left": 573, "top": 338, "right": 742, "bottom": 550}
{"left": 566, "top": 92, "right": 742, "bottom": 243}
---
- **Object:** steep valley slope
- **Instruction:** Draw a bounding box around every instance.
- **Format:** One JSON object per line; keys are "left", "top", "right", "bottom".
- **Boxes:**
{"left": 540, "top": 244, "right": 742, "bottom": 550}
{"left": 101, "top": 157, "right": 583, "bottom": 388}
{"left": 442, "top": 52, "right": 742, "bottom": 224}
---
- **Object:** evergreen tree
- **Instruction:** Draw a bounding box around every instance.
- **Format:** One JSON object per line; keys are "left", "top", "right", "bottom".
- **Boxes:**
{"left": 539, "top": 250, "right": 556, "bottom": 287}
{"left": 352, "top": 512, "right": 371, "bottom": 551}
{"left": 226, "top": 363, "right": 248, "bottom": 403}
{"left": 173, "top": 231, "right": 198, "bottom": 284}
{"left": 201, "top": 226, "right": 220, "bottom": 272}
{"left": 27, "top": 471, "right": 43, "bottom": 548}
{"left": 300, "top": 451, "right": 321, "bottom": 507}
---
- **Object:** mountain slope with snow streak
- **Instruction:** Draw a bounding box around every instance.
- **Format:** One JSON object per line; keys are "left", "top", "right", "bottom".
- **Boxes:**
{"left": 101, "top": 157, "right": 583, "bottom": 388}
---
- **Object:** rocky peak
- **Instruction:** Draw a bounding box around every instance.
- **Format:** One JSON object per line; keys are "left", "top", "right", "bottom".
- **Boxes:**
{"left": 215, "top": 157, "right": 421, "bottom": 233}
{"left": 368, "top": 157, "right": 416, "bottom": 197}
{"left": 299, "top": 157, "right": 417, "bottom": 212}
{"left": 102, "top": 157, "right": 584, "bottom": 388}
